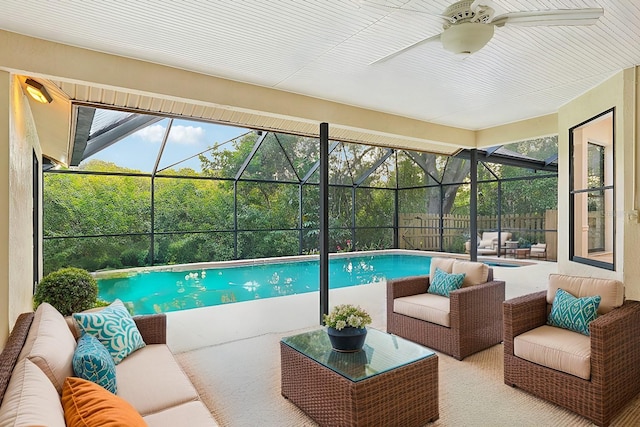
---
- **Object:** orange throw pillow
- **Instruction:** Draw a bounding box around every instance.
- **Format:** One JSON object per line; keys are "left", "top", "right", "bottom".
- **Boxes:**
{"left": 62, "top": 377, "right": 146, "bottom": 427}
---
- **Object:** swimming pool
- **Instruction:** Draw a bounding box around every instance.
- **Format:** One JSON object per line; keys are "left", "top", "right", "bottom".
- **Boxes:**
{"left": 96, "top": 253, "right": 516, "bottom": 315}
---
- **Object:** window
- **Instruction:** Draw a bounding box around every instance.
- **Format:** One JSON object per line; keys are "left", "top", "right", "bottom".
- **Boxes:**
{"left": 569, "top": 109, "right": 614, "bottom": 270}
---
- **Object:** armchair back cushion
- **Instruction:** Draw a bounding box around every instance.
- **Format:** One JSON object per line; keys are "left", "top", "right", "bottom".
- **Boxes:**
{"left": 452, "top": 260, "right": 489, "bottom": 287}
{"left": 429, "top": 257, "right": 489, "bottom": 288}
{"left": 547, "top": 274, "right": 624, "bottom": 314}
{"left": 429, "top": 257, "right": 455, "bottom": 279}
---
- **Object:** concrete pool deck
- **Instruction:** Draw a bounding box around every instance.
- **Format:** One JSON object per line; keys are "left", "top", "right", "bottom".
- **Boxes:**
{"left": 165, "top": 257, "right": 558, "bottom": 354}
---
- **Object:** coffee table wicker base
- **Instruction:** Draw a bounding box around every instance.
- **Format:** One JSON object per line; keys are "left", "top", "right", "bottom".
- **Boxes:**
{"left": 281, "top": 343, "right": 438, "bottom": 427}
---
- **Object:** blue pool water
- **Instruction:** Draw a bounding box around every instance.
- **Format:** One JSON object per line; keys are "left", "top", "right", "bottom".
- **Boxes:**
{"left": 97, "top": 254, "right": 516, "bottom": 315}
{"left": 98, "top": 254, "right": 435, "bottom": 315}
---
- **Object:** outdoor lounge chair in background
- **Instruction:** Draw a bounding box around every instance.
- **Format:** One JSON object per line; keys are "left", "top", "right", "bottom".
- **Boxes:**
{"left": 503, "top": 274, "right": 640, "bottom": 426}
{"left": 464, "top": 231, "right": 513, "bottom": 256}
{"left": 386, "top": 258, "right": 505, "bottom": 360}
{"left": 529, "top": 243, "right": 547, "bottom": 260}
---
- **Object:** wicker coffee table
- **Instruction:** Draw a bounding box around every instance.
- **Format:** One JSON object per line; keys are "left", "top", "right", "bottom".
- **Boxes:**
{"left": 280, "top": 328, "right": 438, "bottom": 427}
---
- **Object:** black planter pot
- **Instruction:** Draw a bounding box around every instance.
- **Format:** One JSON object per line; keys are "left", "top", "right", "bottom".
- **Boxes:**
{"left": 327, "top": 327, "right": 367, "bottom": 352}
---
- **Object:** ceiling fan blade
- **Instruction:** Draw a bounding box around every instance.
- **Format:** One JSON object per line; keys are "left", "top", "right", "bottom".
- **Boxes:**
{"left": 492, "top": 8, "right": 603, "bottom": 27}
{"left": 369, "top": 33, "right": 441, "bottom": 65}
{"left": 353, "top": 0, "right": 453, "bottom": 21}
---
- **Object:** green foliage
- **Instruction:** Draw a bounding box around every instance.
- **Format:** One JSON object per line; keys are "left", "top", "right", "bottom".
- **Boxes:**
{"left": 444, "top": 234, "right": 467, "bottom": 254}
{"left": 120, "top": 249, "right": 148, "bottom": 268}
{"left": 43, "top": 132, "right": 558, "bottom": 273}
{"left": 323, "top": 304, "right": 372, "bottom": 330}
{"left": 34, "top": 267, "right": 98, "bottom": 316}
{"left": 94, "top": 299, "right": 111, "bottom": 309}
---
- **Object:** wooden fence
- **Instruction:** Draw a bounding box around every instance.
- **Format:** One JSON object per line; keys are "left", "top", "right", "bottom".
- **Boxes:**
{"left": 399, "top": 211, "right": 557, "bottom": 260}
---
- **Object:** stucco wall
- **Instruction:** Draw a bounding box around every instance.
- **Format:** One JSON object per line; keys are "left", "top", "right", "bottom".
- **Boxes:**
{"left": 0, "top": 74, "right": 40, "bottom": 348}
{"left": 0, "top": 71, "right": 9, "bottom": 346}
{"left": 623, "top": 68, "right": 640, "bottom": 299}
{"left": 557, "top": 67, "right": 640, "bottom": 298}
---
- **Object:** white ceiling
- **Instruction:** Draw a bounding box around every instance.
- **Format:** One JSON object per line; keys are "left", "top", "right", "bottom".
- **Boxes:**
{"left": 1, "top": 0, "right": 639, "bottom": 131}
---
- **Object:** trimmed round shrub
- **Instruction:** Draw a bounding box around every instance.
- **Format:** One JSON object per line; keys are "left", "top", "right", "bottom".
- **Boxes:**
{"left": 34, "top": 267, "right": 98, "bottom": 316}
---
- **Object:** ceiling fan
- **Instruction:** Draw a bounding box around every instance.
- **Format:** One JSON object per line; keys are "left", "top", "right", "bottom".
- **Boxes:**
{"left": 369, "top": 0, "right": 604, "bottom": 64}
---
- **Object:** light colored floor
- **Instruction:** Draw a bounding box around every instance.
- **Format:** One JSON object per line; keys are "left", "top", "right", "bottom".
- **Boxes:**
{"left": 165, "top": 258, "right": 558, "bottom": 354}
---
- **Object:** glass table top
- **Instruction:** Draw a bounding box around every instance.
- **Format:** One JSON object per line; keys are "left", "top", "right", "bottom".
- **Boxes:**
{"left": 281, "top": 328, "right": 435, "bottom": 382}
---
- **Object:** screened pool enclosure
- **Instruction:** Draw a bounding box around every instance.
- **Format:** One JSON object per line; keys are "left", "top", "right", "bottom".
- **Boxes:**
{"left": 43, "top": 107, "right": 558, "bottom": 274}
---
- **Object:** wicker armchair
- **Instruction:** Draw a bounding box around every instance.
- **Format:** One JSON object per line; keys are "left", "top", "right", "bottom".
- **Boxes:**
{"left": 386, "top": 260, "right": 505, "bottom": 360}
{"left": 503, "top": 275, "right": 640, "bottom": 427}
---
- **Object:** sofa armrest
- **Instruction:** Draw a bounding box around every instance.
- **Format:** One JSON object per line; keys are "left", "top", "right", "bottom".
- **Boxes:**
{"left": 386, "top": 276, "right": 430, "bottom": 318}
{"left": 0, "top": 312, "right": 34, "bottom": 406}
{"left": 134, "top": 314, "right": 167, "bottom": 345}
{"left": 590, "top": 300, "right": 640, "bottom": 385}
{"left": 502, "top": 291, "right": 547, "bottom": 354}
{"left": 450, "top": 280, "right": 505, "bottom": 330}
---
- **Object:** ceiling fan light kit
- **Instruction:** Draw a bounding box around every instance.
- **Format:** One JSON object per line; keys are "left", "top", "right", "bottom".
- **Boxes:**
{"left": 441, "top": 22, "right": 494, "bottom": 54}
{"left": 369, "top": 0, "right": 603, "bottom": 64}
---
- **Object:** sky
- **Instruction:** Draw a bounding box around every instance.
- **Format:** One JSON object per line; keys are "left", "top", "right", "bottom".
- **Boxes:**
{"left": 82, "top": 117, "right": 251, "bottom": 173}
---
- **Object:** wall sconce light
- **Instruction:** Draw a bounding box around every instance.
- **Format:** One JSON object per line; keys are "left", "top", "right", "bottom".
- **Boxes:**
{"left": 25, "top": 78, "right": 53, "bottom": 104}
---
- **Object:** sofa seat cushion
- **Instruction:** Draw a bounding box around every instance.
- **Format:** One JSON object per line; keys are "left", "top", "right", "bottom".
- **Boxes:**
{"left": 477, "top": 247, "right": 497, "bottom": 255}
{"left": 19, "top": 302, "right": 76, "bottom": 394}
{"left": 143, "top": 401, "right": 219, "bottom": 426}
{"left": 514, "top": 325, "right": 591, "bottom": 380}
{"left": 394, "top": 293, "right": 450, "bottom": 327}
{"left": 0, "top": 358, "right": 65, "bottom": 427}
{"left": 116, "top": 344, "right": 199, "bottom": 416}
{"left": 547, "top": 274, "right": 624, "bottom": 314}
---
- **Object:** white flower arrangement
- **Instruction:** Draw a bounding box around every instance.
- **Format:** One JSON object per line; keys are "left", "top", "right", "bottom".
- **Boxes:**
{"left": 323, "top": 304, "right": 372, "bottom": 330}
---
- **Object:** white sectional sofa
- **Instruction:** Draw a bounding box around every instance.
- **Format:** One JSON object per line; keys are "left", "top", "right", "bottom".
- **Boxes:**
{"left": 0, "top": 302, "right": 217, "bottom": 426}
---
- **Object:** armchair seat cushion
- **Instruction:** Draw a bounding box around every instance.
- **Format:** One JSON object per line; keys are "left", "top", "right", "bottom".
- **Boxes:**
{"left": 514, "top": 325, "right": 591, "bottom": 380}
{"left": 394, "top": 293, "right": 450, "bottom": 327}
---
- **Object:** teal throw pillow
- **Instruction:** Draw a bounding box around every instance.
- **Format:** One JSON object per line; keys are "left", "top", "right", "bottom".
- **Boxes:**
{"left": 73, "top": 299, "right": 145, "bottom": 364}
{"left": 73, "top": 332, "right": 117, "bottom": 393}
{"left": 428, "top": 268, "right": 465, "bottom": 297}
{"left": 548, "top": 288, "right": 601, "bottom": 336}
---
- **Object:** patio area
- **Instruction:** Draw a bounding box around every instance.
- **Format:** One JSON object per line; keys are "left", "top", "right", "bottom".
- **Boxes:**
{"left": 159, "top": 260, "right": 640, "bottom": 426}
{"left": 165, "top": 257, "right": 556, "bottom": 354}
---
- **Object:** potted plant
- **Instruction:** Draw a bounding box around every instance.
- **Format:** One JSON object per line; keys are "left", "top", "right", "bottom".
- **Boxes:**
{"left": 33, "top": 267, "right": 99, "bottom": 316}
{"left": 323, "top": 304, "right": 372, "bottom": 352}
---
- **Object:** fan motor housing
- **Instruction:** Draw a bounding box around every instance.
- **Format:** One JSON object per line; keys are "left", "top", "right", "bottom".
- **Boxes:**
{"left": 444, "top": 0, "right": 493, "bottom": 26}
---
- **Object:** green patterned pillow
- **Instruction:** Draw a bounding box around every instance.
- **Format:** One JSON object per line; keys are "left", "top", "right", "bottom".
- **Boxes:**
{"left": 428, "top": 268, "right": 465, "bottom": 297}
{"left": 73, "top": 333, "right": 117, "bottom": 393}
{"left": 73, "top": 300, "right": 145, "bottom": 364}
{"left": 548, "top": 288, "right": 601, "bottom": 336}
